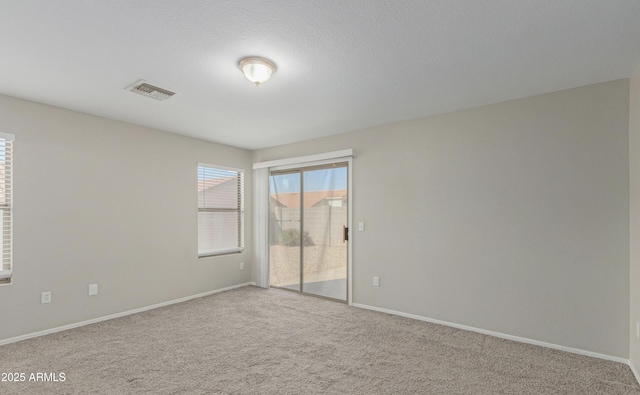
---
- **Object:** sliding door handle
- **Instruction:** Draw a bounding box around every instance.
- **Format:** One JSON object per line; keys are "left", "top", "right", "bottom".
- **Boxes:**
{"left": 343, "top": 225, "right": 349, "bottom": 243}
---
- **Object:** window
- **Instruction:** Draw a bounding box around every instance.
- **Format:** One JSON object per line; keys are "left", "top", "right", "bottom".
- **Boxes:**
{"left": 197, "top": 164, "right": 244, "bottom": 257}
{"left": 0, "top": 134, "right": 13, "bottom": 285}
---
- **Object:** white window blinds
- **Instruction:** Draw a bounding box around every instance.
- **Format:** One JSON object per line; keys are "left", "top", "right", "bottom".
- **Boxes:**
{"left": 197, "top": 164, "right": 244, "bottom": 256}
{"left": 0, "top": 133, "right": 13, "bottom": 284}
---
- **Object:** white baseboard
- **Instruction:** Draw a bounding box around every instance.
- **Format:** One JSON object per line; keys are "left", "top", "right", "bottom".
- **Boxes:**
{"left": 629, "top": 361, "right": 640, "bottom": 386}
{"left": 352, "top": 302, "right": 628, "bottom": 365}
{"left": 0, "top": 282, "right": 253, "bottom": 346}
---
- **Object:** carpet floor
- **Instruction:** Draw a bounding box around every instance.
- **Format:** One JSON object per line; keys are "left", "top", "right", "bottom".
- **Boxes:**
{"left": 1, "top": 286, "right": 639, "bottom": 394}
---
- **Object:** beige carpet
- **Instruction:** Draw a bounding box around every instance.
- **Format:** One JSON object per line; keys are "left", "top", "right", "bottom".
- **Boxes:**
{"left": 1, "top": 286, "right": 638, "bottom": 394}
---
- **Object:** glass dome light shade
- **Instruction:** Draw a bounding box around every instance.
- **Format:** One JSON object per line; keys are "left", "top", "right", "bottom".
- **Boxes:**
{"left": 238, "top": 57, "right": 277, "bottom": 86}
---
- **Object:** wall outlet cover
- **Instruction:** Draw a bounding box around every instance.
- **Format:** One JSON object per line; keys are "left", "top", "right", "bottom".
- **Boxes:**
{"left": 41, "top": 291, "right": 51, "bottom": 304}
{"left": 89, "top": 284, "right": 98, "bottom": 296}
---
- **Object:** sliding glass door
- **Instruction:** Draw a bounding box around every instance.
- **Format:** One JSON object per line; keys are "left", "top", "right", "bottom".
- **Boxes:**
{"left": 269, "top": 163, "right": 348, "bottom": 301}
{"left": 269, "top": 171, "right": 302, "bottom": 292}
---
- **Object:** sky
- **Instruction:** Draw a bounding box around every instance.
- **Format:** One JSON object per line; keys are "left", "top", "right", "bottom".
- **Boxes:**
{"left": 198, "top": 166, "right": 237, "bottom": 180}
{"left": 270, "top": 167, "right": 347, "bottom": 194}
{"left": 197, "top": 165, "right": 347, "bottom": 193}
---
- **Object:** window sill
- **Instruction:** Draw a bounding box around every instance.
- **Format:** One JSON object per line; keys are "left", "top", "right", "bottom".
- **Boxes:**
{"left": 198, "top": 249, "right": 244, "bottom": 258}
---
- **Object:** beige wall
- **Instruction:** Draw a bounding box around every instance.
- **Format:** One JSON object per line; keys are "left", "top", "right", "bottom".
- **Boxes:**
{"left": 0, "top": 78, "right": 632, "bottom": 359}
{"left": 0, "top": 94, "right": 252, "bottom": 341}
{"left": 630, "top": 65, "right": 640, "bottom": 369}
{"left": 254, "top": 80, "right": 630, "bottom": 357}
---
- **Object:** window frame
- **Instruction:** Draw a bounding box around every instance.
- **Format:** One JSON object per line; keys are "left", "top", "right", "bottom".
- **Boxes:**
{"left": 197, "top": 163, "right": 245, "bottom": 258}
{"left": 0, "top": 132, "right": 13, "bottom": 285}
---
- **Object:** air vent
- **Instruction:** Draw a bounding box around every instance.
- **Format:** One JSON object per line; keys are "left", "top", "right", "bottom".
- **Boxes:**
{"left": 126, "top": 80, "right": 175, "bottom": 101}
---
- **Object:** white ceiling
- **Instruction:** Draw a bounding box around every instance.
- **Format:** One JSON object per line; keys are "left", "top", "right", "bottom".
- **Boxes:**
{"left": 1, "top": 1, "right": 639, "bottom": 150}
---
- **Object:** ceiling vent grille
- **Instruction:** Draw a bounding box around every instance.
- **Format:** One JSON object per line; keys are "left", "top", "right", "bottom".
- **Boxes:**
{"left": 126, "top": 80, "right": 175, "bottom": 101}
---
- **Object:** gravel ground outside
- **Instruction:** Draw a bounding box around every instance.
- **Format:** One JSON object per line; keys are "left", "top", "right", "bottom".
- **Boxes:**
{"left": 269, "top": 244, "right": 347, "bottom": 286}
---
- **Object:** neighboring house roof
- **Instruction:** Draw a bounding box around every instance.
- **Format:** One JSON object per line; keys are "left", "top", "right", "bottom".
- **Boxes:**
{"left": 198, "top": 176, "right": 235, "bottom": 192}
{"left": 198, "top": 176, "right": 239, "bottom": 208}
{"left": 270, "top": 190, "right": 347, "bottom": 208}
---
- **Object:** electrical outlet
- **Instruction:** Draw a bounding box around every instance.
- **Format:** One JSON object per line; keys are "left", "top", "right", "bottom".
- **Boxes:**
{"left": 358, "top": 222, "right": 365, "bottom": 231}
{"left": 41, "top": 291, "right": 51, "bottom": 304}
{"left": 373, "top": 276, "right": 380, "bottom": 287}
{"left": 636, "top": 322, "right": 639, "bottom": 339}
{"left": 240, "top": 262, "right": 244, "bottom": 270}
{"left": 89, "top": 284, "right": 98, "bottom": 296}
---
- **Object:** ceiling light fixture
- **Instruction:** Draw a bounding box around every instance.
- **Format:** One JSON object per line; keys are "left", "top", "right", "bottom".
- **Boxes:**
{"left": 238, "top": 57, "right": 277, "bottom": 86}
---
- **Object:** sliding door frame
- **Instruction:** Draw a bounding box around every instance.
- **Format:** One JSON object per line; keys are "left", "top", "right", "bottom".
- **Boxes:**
{"left": 255, "top": 151, "right": 354, "bottom": 305}
{"left": 270, "top": 161, "right": 350, "bottom": 302}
